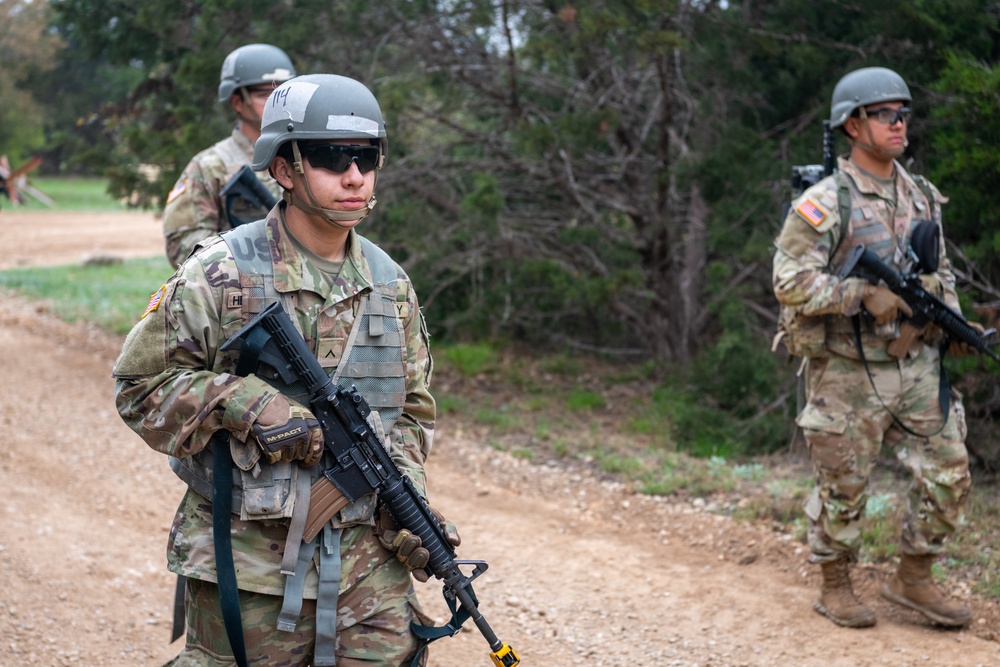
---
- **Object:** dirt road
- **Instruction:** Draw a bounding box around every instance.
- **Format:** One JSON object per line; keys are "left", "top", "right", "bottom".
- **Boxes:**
{"left": 1, "top": 211, "right": 998, "bottom": 666}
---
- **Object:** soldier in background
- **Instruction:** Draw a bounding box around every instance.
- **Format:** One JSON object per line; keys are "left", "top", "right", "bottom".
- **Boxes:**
{"left": 773, "top": 67, "right": 981, "bottom": 629}
{"left": 162, "top": 43, "right": 296, "bottom": 268}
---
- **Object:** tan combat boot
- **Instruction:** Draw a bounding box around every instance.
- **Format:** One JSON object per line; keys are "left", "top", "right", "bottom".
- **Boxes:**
{"left": 814, "top": 559, "right": 877, "bottom": 627}
{"left": 881, "top": 554, "right": 971, "bottom": 627}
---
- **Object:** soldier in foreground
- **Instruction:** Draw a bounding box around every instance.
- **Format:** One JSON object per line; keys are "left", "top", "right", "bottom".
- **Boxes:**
{"left": 115, "top": 73, "right": 452, "bottom": 665}
{"left": 161, "top": 43, "right": 296, "bottom": 268}
{"left": 773, "top": 67, "right": 982, "bottom": 629}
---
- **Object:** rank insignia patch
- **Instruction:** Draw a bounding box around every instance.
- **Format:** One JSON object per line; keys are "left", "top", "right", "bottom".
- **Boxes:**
{"left": 796, "top": 199, "right": 827, "bottom": 227}
{"left": 142, "top": 285, "right": 167, "bottom": 318}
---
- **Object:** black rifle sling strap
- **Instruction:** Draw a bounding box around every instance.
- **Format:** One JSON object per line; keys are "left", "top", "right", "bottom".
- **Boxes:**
{"left": 170, "top": 575, "right": 186, "bottom": 643}
{"left": 212, "top": 427, "right": 249, "bottom": 667}
{"left": 408, "top": 584, "right": 481, "bottom": 667}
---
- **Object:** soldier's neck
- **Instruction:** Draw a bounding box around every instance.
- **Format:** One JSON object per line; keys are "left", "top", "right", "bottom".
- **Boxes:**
{"left": 237, "top": 120, "right": 262, "bottom": 145}
{"left": 849, "top": 147, "right": 895, "bottom": 180}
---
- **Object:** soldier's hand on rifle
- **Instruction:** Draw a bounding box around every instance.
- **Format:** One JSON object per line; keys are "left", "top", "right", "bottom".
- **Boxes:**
{"left": 862, "top": 285, "right": 913, "bottom": 326}
{"left": 249, "top": 395, "right": 323, "bottom": 467}
{"left": 377, "top": 504, "right": 461, "bottom": 582}
{"left": 949, "top": 321, "right": 986, "bottom": 357}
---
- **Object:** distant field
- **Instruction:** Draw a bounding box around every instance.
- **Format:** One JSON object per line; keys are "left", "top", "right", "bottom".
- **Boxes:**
{"left": 10, "top": 176, "right": 127, "bottom": 212}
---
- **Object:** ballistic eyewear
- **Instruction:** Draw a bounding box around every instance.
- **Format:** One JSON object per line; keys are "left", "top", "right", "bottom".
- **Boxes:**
{"left": 302, "top": 143, "right": 380, "bottom": 174}
{"left": 861, "top": 106, "right": 911, "bottom": 126}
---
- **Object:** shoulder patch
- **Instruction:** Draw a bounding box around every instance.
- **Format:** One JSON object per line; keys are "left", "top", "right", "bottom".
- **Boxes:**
{"left": 142, "top": 285, "right": 167, "bottom": 318}
{"left": 166, "top": 179, "right": 188, "bottom": 205}
{"left": 795, "top": 198, "right": 828, "bottom": 228}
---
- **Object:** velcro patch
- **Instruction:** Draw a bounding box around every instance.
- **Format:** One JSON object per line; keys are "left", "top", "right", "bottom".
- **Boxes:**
{"left": 142, "top": 285, "right": 167, "bottom": 318}
{"left": 317, "top": 337, "right": 344, "bottom": 369}
{"left": 796, "top": 199, "right": 827, "bottom": 227}
{"left": 166, "top": 179, "right": 187, "bottom": 205}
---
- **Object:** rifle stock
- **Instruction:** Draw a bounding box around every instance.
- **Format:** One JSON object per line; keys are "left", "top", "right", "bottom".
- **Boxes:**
{"left": 220, "top": 165, "right": 279, "bottom": 228}
{"left": 220, "top": 301, "right": 520, "bottom": 666}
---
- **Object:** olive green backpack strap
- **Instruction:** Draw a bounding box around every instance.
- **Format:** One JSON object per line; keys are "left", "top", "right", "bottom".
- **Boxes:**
{"left": 829, "top": 170, "right": 852, "bottom": 262}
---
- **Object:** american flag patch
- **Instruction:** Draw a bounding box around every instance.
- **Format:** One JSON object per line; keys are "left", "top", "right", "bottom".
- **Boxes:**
{"left": 796, "top": 199, "right": 826, "bottom": 227}
{"left": 142, "top": 285, "right": 167, "bottom": 318}
{"left": 166, "top": 179, "right": 187, "bottom": 205}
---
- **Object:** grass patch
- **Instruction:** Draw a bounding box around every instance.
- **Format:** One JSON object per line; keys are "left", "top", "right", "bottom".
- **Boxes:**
{"left": 14, "top": 177, "right": 127, "bottom": 212}
{"left": 565, "top": 389, "right": 605, "bottom": 411}
{"left": 0, "top": 257, "right": 174, "bottom": 334}
{"left": 437, "top": 342, "right": 499, "bottom": 376}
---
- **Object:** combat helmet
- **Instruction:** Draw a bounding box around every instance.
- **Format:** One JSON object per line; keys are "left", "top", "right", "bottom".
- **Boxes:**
{"left": 829, "top": 67, "right": 911, "bottom": 129}
{"left": 252, "top": 74, "right": 388, "bottom": 171}
{"left": 218, "top": 44, "right": 296, "bottom": 104}
{"left": 253, "top": 74, "right": 388, "bottom": 227}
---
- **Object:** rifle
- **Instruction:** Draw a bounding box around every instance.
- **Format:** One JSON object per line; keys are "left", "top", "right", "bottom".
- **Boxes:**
{"left": 840, "top": 243, "right": 1000, "bottom": 365}
{"left": 789, "top": 120, "right": 836, "bottom": 200}
{"left": 220, "top": 165, "right": 278, "bottom": 228}
{"left": 220, "top": 301, "right": 520, "bottom": 667}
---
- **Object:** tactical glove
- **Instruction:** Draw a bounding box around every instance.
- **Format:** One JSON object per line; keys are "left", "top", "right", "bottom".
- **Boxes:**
{"left": 949, "top": 321, "right": 986, "bottom": 357}
{"left": 862, "top": 285, "right": 913, "bottom": 326}
{"left": 250, "top": 395, "right": 324, "bottom": 467}
{"left": 377, "top": 504, "right": 461, "bottom": 582}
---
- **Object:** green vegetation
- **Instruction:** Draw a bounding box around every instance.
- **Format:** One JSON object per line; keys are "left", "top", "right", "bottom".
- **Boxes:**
{"left": 16, "top": 177, "right": 126, "bottom": 212}
{"left": 0, "top": 257, "right": 173, "bottom": 334}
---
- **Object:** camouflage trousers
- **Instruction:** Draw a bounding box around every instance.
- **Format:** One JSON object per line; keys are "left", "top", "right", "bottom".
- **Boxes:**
{"left": 796, "top": 346, "right": 971, "bottom": 563}
{"left": 164, "top": 563, "right": 428, "bottom": 667}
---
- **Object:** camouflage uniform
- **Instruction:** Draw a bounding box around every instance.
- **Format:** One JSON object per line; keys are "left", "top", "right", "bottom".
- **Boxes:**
{"left": 162, "top": 129, "right": 281, "bottom": 269}
{"left": 773, "top": 156, "right": 972, "bottom": 563}
{"left": 114, "top": 206, "right": 435, "bottom": 665}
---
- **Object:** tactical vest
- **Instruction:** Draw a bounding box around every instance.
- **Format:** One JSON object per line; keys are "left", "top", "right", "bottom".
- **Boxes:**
{"left": 168, "top": 219, "right": 407, "bottom": 526}
{"left": 775, "top": 169, "right": 937, "bottom": 360}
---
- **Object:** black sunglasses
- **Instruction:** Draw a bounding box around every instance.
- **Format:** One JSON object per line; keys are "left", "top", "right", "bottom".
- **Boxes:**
{"left": 301, "top": 143, "right": 380, "bottom": 174}
{"left": 862, "top": 106, "right": 912, "bottom": 126}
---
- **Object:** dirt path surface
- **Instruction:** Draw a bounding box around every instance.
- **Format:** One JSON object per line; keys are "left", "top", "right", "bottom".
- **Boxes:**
{"left": 1, "top": 212, "right": 999, "bottom": 666}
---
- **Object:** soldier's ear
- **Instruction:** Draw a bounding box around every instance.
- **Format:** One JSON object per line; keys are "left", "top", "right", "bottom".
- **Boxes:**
{"left": 271, "top": 156, "right": 295, "bottom": 190}
{"left": 843, "top": 116, "right": 860, "bottom": 140}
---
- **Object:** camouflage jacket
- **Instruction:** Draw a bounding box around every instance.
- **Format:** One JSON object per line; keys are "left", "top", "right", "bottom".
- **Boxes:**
{"left": 162, "top": 127, "right": 281, "bottom": 269}
{"left": 773, "top": 156, "right": 961, "bottom": 361}
{"left": 113, "top": 208, "right": 435, "bottom": 597}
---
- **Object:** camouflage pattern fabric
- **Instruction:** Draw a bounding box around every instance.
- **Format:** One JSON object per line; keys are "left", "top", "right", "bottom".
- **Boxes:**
{"left": 798, "top": 351, "right": 970, "bottom": 562}
{"left": 163, "top": 549, "right": 429, "bottom": 667}
{"left": 162, "top": 128, "right": 281, "bottom": 269}
{"left": 774, "top": 157, "right": 961, "bottom": 362}
{"left": 773, "top": 157, "right": 971, "bottom": 563}
{"left": 114, "top": 205, "right": 435, "bottom": 657}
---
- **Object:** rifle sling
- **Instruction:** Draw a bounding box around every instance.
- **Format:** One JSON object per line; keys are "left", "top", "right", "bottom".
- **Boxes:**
{"left": 851, "top": 316, "right": 949, "bottom": 438}
{"left": 170, "top": 575, "right": 186, "bottom": 643}
{"left": 212, "top": 429, "right": 249, "bottom": 667}
{"left": 408, "top": 583, "right": 480, "bottom": 667}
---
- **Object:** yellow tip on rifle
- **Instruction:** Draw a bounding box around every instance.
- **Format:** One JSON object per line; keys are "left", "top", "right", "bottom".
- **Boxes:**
{"left": 490, "top": 643, "right": 520, "bottom": 667}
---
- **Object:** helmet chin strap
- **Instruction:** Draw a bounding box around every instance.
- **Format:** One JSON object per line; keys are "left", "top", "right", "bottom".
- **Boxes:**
{"left": 286, "top": 141, "right": 377, "bottom": 230}
{"left": 850, "top": 108, "right": 906, "bottom": 160}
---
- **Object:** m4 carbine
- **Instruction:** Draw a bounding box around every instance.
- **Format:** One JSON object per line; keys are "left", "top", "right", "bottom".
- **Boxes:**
{"left": 841, "top": 244, "right": 1000, "bottom": 365}
{"left": 221, "top": 301, "right": 520, "bottom": 667}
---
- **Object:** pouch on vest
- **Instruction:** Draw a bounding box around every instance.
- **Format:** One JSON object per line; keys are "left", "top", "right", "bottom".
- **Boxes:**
{"left": 773, "top": 306, "right": 827, "bottom": 359}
